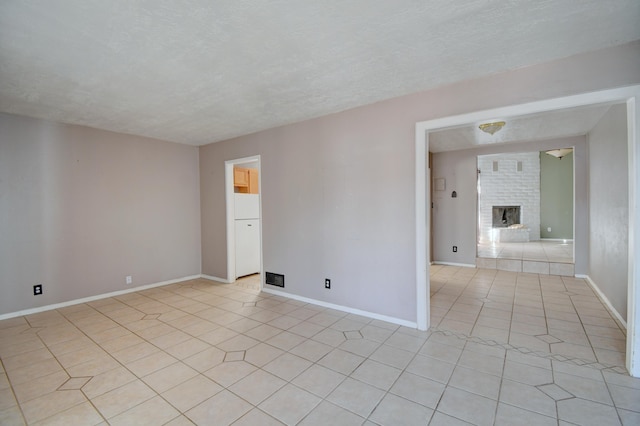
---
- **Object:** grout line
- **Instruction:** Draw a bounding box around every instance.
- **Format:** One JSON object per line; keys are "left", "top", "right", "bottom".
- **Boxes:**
{"left": 0, "top": 357, "right": 29, "bottom": 425}
{"left": 429, "top": 327, "right": 627, "bottom": 374}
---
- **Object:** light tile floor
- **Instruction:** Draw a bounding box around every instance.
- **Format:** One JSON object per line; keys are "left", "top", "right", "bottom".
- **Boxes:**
{"left": 234, "top": 274, "right": 261, "bottom": 291}
{"left": 0, "top": 267, "right": 638, "bottom": 425}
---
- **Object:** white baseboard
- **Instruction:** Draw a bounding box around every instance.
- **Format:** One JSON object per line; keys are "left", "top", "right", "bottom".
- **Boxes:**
{"left": 0, "top": 275, "right": 202, "bottom": 321}
{"left": 262, "top": 287, "right": 417, "bottom": 329}
{"left": 1, "top": 273, "right": 417, "bottom": 330}
{"left": 576, "top": 274, "right": 627, "bottom": 329}
{"left": 200, "top": 274, "right": 232, "bottom": 284}
{"left": 432, "top": 261, "right": 477, "bottom": 268}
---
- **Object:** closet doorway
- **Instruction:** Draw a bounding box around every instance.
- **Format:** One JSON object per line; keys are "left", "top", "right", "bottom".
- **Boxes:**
{"left": 225, "top": 156, "right": 262, "bottom": 288}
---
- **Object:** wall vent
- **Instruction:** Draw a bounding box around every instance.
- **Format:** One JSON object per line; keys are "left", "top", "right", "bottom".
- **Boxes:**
{"left": 265, "top": 272, "right": 285, "bottom": 288}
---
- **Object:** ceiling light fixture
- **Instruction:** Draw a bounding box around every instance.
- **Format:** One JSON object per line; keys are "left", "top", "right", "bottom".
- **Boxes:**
{"left": 545, "top": 147, "right": 573, "bottom": 159}
{"left": 478, "top": 121, "right": 506, "bottom": 135}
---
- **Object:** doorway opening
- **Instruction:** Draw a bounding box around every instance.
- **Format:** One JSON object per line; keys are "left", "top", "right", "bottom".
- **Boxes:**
{"left": 476, "top": 150, "right": 575, "bottom": 274}
{"left": 416, "top": 85, "right": 640, "bottom": 377}
{"left": 225, "top": 155, "right": 263, "bottom": 291}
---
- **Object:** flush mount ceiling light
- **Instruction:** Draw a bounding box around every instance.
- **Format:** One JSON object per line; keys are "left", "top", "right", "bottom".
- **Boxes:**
{"left": 478, "top": 121, "right": 506, "bottom": 135}
{"left": 545, "top": 147, "right": 573, "bottom": 159}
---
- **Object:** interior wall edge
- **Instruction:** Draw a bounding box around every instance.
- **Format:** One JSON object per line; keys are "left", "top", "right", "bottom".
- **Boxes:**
{"left": 200, "top": 274, "right": 232, "bottom": 284}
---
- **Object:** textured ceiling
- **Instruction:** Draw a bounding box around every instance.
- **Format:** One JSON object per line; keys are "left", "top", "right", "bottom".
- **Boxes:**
{"left": 0, "top": 1, "right": 639, "bottom": 146}
{"left": 429, "top": 103, "right": 614, "bottom": 152}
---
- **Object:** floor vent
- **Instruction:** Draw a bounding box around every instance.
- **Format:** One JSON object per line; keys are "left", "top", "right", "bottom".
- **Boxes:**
{"left": 265, "top": 272, "right": 284, "bottom": 288}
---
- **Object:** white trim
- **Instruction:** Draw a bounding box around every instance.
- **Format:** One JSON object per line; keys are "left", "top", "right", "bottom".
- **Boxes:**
{"left": 200, "top": 274, "right": 231, "bottom": 284}
{"left": 225, "top": 161, "right": 236, "bottom": 283}
{"left": 262, "top": 287, "right": 417, "bottom": 329}
{"left": 627, "top": 95, "right": 640, "bottom": 377}
{"left": 224, "top": 155, "right": 263, "bottom": 288}
{"left": 572, "top": 146, "right": 577, "bottom": 264}
{"left": 416, "top": 85, "right": 640, "bottom": 377}
{"left": 416, "top": 87, "right": 640, "bottom": 134}
{"left": 0, "top": 275, "right": 201, "bottom": 321}
{"left": 415, "top": 126, "right": 429, "bottom": 330}
{"left": 577, "top": 274, "right": 627, "bottom": 329}
{"left": 432, "top": 261, "right": 477, "bottom": 268}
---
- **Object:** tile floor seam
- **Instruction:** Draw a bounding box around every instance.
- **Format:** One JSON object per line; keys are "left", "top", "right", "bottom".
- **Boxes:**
{"left": 46, "top": 387, "right": 109, "bottom": 426}
{"left": 492, "top": 340, "right": 508, "bottom": 426}
{"left": 435, "top": 268, "right": 485, "bottom": 335}
{"left": 563, "top": 277, "right": 603, "bottom": 365}
{"left": 428, "top": 336, "right": 466, "bottom": 424}
{"left": 0, "top": 357, "right": 28, "bottom": 425}
{"left": 537, "top": 273, "right": 553, "bottom": 349}
{"left": 600, "top": 367, "right": 631, "bottom": 424}
{"left": 50, "top": 308, "right": 184, "bottom": 410}
{"left": 431, "top": 327, "right": 628, "bottom": 375}
{"left": 494, "top": 270, "right": 516, "bottom": 354}
{"left": 358, "top": 335, "right": 434, "bottom": 423}
{"left": 15, "top": 320, "right": 96, "bottom": 424}
{"left": 550, "top": 358, "right": 561, "bottom": 421}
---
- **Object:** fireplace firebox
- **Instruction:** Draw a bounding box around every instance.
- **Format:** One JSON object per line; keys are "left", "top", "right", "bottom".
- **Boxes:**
{"left": 492, "top": 206, "right": 521, "bottom": 228}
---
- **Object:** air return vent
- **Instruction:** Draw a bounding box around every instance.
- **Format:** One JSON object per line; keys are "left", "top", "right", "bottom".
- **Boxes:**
{"left": 265, "top": 272, "right": 284, "bottom": 288}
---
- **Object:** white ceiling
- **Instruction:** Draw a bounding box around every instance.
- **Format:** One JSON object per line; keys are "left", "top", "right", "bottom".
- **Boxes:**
{"left": 0, "top": 1, "right": 639, "bottom": 146}
{"left": 429, "top": 103, "right": 614, "bottom": 152}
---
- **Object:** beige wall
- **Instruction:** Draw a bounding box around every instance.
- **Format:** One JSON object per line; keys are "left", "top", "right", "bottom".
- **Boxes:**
{"left": 200, "top": 42, "right": 640, "bottom": 323}
{"left": 0, "top": 114, "right": 202, "bottom": 316}
{"left": 588, "top": 104, "right": 629, "bottom": 319}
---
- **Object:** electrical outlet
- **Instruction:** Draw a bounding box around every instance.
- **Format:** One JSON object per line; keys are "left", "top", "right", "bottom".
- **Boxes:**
{"left": 453, "top": 246, "right": 458, "bottom": 253}
{"left": 325, "top": 278, "right": 331, "bottom": 289}
{"left": 33, "top": 284, "right": 42, "bottom": 295}
{"left": 126, "top": 276, "right": 132, "bottom": 285}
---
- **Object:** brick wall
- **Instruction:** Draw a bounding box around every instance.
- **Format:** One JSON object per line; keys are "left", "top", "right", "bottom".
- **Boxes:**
{"left": 478, "top": 152, "right": 540, "bottom": 242}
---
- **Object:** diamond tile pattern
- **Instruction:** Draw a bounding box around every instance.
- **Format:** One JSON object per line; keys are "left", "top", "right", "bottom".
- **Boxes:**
{"left": 0, "top": 268, "right": 637, "bottom": 425}
{"left": 536, "top": 383, "right": 575, "bottom": 401}
{"left": 536, "top": 334, "right": 563, "bottom": 344}
{"left": 58, "top": 376, "right": 92, "bottom": 391}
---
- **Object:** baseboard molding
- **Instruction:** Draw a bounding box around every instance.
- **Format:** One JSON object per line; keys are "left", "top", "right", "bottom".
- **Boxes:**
{"left": 262, "top": 287, "right": 417, "bottom": 329}
{"left": 0, "top": 275, "right": 202, "bottom": 321}
{"left": 0, "top": 273, "right": 417, "bottom": 330}
{"left": 576, "top": 274, "right": 627, "bottom": 329}
{"left": 432, "top": 261, "right": 477, "bottom": 268}
{"left": 200, "top": 274, "right": 232, "bottom": 284}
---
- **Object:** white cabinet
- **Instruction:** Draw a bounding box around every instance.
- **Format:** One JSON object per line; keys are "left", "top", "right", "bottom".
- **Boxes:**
{"left": 234, "top": 194, "right": 260, "bottom": 219}
{"left": 234, "top": 194, "right": 260, "bottom": 278}
{"left": 235, "top": 219, "right": 260, "bottom": 277}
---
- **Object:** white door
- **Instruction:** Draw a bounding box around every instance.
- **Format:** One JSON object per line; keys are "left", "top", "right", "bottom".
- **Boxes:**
{"left": 235, "top": 219, "right": 260, "bottom": 277}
